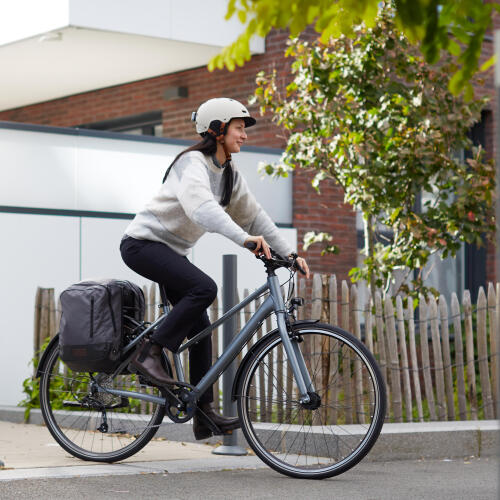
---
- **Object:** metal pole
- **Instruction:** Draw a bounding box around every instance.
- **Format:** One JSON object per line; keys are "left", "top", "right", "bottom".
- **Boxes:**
{"left": 495, "top": 29, "right": 500, "bottom": 427}
{"left": 495, "top": 30, "right": 500, "bottom": 293}
{"left": 212, "top": 254, "right": 247, "bottom": 456}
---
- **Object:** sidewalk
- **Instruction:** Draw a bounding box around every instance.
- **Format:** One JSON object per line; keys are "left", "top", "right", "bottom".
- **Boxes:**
{"left": 0, "top": 420, "right": 265, "bottom": 481}
{"left": 0, "top": 405, "right": 498, "bottom": 481}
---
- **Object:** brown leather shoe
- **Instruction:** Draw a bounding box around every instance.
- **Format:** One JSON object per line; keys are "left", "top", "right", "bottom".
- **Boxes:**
{"left": 130, "top": 338, "right": 176, "bottom": 387}
{"left": 193, "top": 402, "right": 240, "bottom": 440}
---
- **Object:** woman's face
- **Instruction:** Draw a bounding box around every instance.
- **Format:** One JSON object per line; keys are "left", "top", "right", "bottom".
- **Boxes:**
{"left": 223, "top": 118, "right": 247, "bottom": 153}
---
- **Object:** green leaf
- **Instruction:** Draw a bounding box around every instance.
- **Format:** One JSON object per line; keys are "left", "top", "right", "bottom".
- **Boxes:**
{"left": 390, "top": 207, "right": 402, "bottom": 224}
{"left": 307, "top": 5, "right": 320, "bottom": 24}
{"left": 447, "top": 40, "right": 461, "bottom": 57}
{"left": 237, "top": 9, "right": 247, "bottom": 24}
{"left": 448, "top": 70, "right": 463, "bottom": 95}
{"left": 225, "top": 0, "right": 237, "bottom": 21}
{"left": 213, "top": 0, "right": 494, "bottom": 87}
{"left": 479, "top": 55, "right": 496, "bottom": 72}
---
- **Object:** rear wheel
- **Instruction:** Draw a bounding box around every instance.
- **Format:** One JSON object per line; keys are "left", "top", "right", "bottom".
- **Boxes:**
{"left": 39, "top": 340, "right": 166, "bottom": 462}
{"left": 237, "top": 323, "right": 386, "bottom": 479}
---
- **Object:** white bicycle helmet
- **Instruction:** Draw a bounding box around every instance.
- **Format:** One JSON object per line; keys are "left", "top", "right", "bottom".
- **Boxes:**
{"left": 191, "top": 97, "right": 256, "bottom": 136}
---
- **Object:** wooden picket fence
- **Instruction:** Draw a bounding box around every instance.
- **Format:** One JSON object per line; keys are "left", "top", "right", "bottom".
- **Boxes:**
{"left": 304, "top": 276, "right": 500, "bottom": 422}
{"left": 33, "top": 276, "right": 500, "bottom": 422}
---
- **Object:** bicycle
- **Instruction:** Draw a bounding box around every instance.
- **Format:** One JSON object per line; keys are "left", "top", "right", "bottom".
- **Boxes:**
{"left": 36, "top": 247, "right": 386, "bottom": 480}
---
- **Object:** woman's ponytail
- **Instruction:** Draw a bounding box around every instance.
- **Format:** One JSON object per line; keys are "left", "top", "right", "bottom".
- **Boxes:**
{"left": 220, "top": 164, "right": 233, "bottom": 207}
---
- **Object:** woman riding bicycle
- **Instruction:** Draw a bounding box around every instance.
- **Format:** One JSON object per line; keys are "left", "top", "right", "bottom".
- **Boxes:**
{"left": 120, "top": 97, "right": 310, "bottom": 440}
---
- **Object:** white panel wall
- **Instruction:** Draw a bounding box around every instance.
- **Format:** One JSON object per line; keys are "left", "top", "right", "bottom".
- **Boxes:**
{"left": 0, "top": 125, "right": 295, "bottom": 406}
{"left": 0, "top": 127, "right": 291, "bottom": 224}
{"left": 235, "top": 150, "right": 292, "bottom": 226}
{"left": 0, "top": 213, "right": 79, "bottom": 406}
{"left": 0, "top": 128, "right": 78, "bottom": 209}
{"left": 74, "top": 135, "right": 177, "bottom": 214}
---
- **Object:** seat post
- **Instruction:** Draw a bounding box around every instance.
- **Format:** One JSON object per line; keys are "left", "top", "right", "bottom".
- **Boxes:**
{"left": 157, "top": 283, "right": 185, "bottom": 381}
{"left": 158, "top": 283, "right": 170, "bottom": 314}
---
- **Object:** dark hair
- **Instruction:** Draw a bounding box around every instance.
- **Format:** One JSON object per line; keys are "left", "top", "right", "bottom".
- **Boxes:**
{"left": 162, "top": 132, "right": 233, "bottom": 206}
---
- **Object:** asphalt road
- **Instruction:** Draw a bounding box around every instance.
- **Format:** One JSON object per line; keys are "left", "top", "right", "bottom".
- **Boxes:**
{"left": 0, "top": 456, "right": 498, "bottom": 500}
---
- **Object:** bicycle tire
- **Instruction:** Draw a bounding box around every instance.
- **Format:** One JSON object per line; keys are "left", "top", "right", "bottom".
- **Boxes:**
{"left": 236, "top": 322, "right": 386, "bottom": 479}
{"left": 39, "top": 339, "right": 166, "bottom": 463}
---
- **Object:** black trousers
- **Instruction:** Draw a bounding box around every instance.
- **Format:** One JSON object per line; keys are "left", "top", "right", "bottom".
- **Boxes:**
{"left": 120, "top": 236, "right": 217, "bottom": 403}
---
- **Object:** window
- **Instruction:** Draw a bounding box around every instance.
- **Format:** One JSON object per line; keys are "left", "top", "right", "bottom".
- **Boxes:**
{"left": 78, "top": 111, "right": 163, "bottom": 137}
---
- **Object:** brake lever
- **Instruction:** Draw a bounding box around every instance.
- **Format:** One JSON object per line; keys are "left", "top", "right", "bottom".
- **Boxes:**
{"left": 290, "top": 252, "right": 307, "bottom": 276}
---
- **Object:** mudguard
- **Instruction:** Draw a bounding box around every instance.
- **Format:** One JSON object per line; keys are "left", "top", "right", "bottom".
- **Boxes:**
{"left": 35, "top": 334, "right": 60, "bottom": 378}
{"left": 231, "top": 320, "right": 319, "bottom": 401}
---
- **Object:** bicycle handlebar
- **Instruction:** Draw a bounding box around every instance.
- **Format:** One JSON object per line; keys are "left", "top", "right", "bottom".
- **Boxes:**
{"left": 244, "top": 242, "right": 307, "bottom": 275}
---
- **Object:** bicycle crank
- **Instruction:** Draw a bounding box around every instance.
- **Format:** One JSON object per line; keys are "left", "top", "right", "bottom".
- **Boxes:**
{"left": 163, "top": 387, "right": 196, "bottom": 423}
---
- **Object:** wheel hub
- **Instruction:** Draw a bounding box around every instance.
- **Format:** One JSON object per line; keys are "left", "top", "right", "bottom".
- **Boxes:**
{"left": 300, "top": 391, "right": 321, "bottom": 410}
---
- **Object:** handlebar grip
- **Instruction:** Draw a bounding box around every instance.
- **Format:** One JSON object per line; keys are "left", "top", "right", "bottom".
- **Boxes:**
{"left": 245, "top": 241, "right": 306, "bottom": 274}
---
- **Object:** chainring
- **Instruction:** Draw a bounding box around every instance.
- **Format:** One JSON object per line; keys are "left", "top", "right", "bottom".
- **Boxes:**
{"left": 164, "top": 387, "right": 196, "bottom": 423}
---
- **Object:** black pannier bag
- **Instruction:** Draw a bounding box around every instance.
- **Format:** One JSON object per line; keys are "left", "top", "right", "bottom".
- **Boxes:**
{"left": 59, "top": 279, "right": 145, "bottom": 372}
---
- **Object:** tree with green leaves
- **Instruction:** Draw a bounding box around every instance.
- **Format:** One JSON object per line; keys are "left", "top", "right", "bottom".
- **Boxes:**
{"left": 251, "top": 6, "right": 496, "bottom": 300}
{"left": 210, "top": 0, "right": 499, "bottom": 97}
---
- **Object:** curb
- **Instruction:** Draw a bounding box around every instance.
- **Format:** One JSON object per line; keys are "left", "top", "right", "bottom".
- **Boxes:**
{"left": 0, "top": 456, "right": 266, "bottom": 482}
{"left": 370, "top": 420, "right": 499, "bottom": 461}
{"left": 1, "top": 405, "right": 498, "bottom": 462}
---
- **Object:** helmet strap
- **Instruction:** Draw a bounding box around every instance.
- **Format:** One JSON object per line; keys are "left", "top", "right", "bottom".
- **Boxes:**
{"left": 220, "top": 141, "right": 232, "bottom": 162}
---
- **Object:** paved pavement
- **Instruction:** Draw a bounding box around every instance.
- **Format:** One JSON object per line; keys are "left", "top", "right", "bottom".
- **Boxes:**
{"left": 0, "top": 421, "right": 264, "bottom": 481}
{"left": 0, "top": 409, "right": 498, "bottom": 484}
{"left": 0, "top": 456, "right": 498, "bottom": 499}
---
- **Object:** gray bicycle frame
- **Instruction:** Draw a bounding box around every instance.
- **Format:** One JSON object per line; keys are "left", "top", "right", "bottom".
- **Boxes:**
{"left": 100, "top": 275, "right": 314, "bottom": 405}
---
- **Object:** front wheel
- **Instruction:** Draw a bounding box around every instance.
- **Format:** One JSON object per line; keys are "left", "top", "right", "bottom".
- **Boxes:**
{"left": 39, "top": 339, "right": 166, "bottom": 463}
{"left": 236, "top": 322, "right": 386, "bottom": 479}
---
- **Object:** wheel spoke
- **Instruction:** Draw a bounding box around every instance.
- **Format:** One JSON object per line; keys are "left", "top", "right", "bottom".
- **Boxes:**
{"left": 39, "top": 342, "right": 166, "bottom": 462}
{"left": 238, "top": 325, "right": 386, "bottom": 478}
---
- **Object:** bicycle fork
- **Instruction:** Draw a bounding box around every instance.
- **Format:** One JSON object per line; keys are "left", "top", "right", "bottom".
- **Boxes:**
{"left": 268, "top": 276, "right": 315, "bottom": 404}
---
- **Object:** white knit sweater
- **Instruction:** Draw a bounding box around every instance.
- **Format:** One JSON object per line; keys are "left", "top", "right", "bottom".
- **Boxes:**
{"left": 124, "top": 151, "right": 294, "bottom": 257}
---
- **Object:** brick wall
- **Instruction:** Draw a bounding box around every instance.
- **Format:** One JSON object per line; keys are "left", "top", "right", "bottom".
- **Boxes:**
{"left": 1, "top": 21, "right": 498, "bottom": 287}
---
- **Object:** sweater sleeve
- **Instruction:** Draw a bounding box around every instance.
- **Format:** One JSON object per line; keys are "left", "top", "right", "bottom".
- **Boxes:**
{"left": 247, "top": 207, "right": 294, "bottom": 257}
{"left": 227, "top": 168, "right": 295, "bottom": 257}
{"left": 191, "top": 200, "right": 249, "bottom": 246}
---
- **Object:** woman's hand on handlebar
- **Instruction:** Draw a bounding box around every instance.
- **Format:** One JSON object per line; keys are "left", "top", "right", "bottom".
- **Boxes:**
{"left": 244, "top": 235, "right": 271, "bottom": 259}
{"left": 244, "top": 238, "right": 310, "bottom": 278}
{"left": 293, "top": 255, "right": 310, "bottom": 279}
